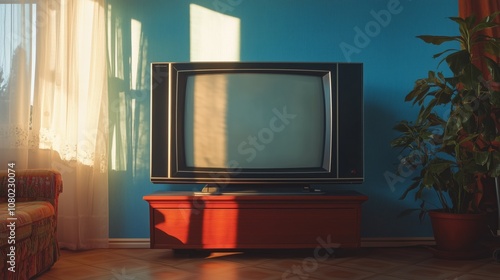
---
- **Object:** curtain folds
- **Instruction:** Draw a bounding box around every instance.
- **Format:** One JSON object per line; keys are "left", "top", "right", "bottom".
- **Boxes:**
{"left": 459, "top": 0, "right": 500, "bottom": 23}
{"left": 0, "top": 0, "right": 109, "bottom": 249}
{"left": 458, "top": 0, "right": 500, "bottom": 78}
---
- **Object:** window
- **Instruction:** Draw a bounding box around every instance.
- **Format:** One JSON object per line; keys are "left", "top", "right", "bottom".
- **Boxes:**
{"left": 0, "top": 3, "right": 37, "bottom": 130}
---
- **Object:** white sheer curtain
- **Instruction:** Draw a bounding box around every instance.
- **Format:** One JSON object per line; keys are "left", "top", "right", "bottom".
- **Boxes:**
{"left": 0, "top": 0, "right": 109, "bottom": 249}
{"left": 0, "top": 2, "right": 34, "bottom": 163}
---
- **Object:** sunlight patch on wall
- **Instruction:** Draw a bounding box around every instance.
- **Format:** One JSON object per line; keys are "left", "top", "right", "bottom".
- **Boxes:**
{"left": 130, "top": 19, "right": 141, "bottom": 90}
{"left": 108, "top": 3, "right": 126, "bottom": 171}
{"left": 189, "top": 4, "right": 240, "bottom": 61}
{"left": 107, "top": 3, "right": 124, "bottom": 81}
{"left": 110, "top": 91, "right": 127, "bottom": 171}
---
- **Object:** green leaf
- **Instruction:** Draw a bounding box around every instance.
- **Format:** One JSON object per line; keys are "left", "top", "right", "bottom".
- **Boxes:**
{"left": 462, "top": 64, "right": 484, "bottom": 89}
{"left": 484, "top": 56, "right": 500, "bottom": 82}
{"left": 471, "top": 11, "right": 500, "bottom": 34}
{"left": 474, "top": 151, "right": 490, "bottom": 166}
{"left": 483, "top": 40, "right": 500, "bottom": 63}
{"left": 490, "top": 157, "right": 500, "bottom": 177}
{"left": 406, "top": 80, "right": 430, "bottom": 104}
{"left": 417, "top": 100, "right": 436, "bottom": 124}
{"left": 483, "top": 11, "right": 500, "bottom": 23}
{"left": 437, "top": 72, "right": 446, "bottom": 81}
{"left": 491, "top": 91, "right": 500, "bottom": 107}
{"left": 422, "top": 169, "right": 435, "bottom": 187}
{"left": 445, "top": 50, "right": 470, "bottom": 76}
{"left": 393, "top": 121, "right": 411, "bottom": 133}
{"left": 417, "top": 35, "right": 459, "bottom": 45}
{"left": 399, "top": 179, "right": 421, "bottom": 200}
{"left": 431, "top": 48, "right": 457, "bottom": 60}
{"left": 444, "top": 116, "right": 461, "bottom": 138}
{"left": 418, "top": 209, "right": 428, "bottom": 221}
{"left": 427, "top": 112, "right": 445, "bottom": 126}
{"left": 471, "top": 21, "right": 500, "bottom": 35}
{"left": 435, "top": 87, "right": 454, "bottom": 105}
{"left": 427, "top": 159, "right": 454, "bottom": 174}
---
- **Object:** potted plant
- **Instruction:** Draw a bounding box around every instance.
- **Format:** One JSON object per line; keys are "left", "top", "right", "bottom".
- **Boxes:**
{"left": 391, "top": 12, "right": 500, "bottom": 258}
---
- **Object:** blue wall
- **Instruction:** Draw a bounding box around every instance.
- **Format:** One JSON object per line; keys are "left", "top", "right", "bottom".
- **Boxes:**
{"left": 108, "top": 0, "right": 458, "bottom": 238}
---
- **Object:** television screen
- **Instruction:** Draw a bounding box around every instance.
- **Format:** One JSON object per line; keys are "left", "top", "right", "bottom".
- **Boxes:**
{"left": 183, "top": 73, "right": 326, "bottom": 169}
{"left": 150, "top": 62, "right": 363, "bottom": 186}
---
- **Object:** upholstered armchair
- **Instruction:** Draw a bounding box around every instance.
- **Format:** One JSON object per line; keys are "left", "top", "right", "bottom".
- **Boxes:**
{"left": 0, "top": 169, "right": 63, "bottom": 280}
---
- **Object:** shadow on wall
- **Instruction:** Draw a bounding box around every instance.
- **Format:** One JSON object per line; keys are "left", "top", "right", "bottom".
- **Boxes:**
{"left": 360, "top": 85, "right": 435, "bottom": 238}
{"left": 107, "top": 0, "right": 155, "bottom": 238}
{"left": 107, "top": 3, "right": 150, "bottom": 182}
{"left": 106, "top": 0, "right": 193, "bottom": 237}
{"left": 107, "top": 0, "right": 191, "bottom": 184}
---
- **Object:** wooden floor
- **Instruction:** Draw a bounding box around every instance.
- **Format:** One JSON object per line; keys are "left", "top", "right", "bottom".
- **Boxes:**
{"left": 34, "top": 246, "right": 500, "bottom": 279}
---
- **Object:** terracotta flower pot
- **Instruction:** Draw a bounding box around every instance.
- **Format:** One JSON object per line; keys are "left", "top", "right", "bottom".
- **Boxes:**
{"left": 429, "top": 210, "right": 488, "bottom": 252}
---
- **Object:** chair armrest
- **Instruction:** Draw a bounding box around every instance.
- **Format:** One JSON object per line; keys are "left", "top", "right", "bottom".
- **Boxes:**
{"left": 0, "top": 169, "right": 63, "bottom": 209}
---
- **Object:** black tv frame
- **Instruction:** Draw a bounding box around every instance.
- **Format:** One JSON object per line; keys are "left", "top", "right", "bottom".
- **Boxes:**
{"left": 150, "top": 62, "right": 363, "bottom": 187}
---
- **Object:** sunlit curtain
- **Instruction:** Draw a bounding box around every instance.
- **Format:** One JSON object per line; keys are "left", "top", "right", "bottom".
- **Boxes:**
{"left": 0, "top": 2, "right": 34, "bottom": 164}
{"left": 0, "top": 0, "right": 109, "bottom": 249}
{"left": 459, "top": 0, "right": 500, "bottom": 78}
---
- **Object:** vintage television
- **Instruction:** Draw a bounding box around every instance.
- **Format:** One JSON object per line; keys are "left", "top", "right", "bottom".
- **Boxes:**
{"left": 150, "top": 62, "right": 363, "bottom": 193}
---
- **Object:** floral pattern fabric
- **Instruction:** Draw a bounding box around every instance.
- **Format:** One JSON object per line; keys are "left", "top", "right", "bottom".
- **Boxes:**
{"left": 0, "top": 169, "right": 62, "bottom": 280}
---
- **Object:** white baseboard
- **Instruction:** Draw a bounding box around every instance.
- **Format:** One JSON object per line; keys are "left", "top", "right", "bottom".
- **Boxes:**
{"left": 107, "top": 237, "right": 435, "bottom": 249}
{"left": 108, "top": 238, "right": 150, "bottom": 249}
{"left": 360, "top": 237, "right": 435, "bottom": 247}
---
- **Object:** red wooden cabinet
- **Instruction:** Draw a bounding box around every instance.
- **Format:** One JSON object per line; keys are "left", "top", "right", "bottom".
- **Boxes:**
{"left": 143, "top": 191, "right": 367, "bottom": 250}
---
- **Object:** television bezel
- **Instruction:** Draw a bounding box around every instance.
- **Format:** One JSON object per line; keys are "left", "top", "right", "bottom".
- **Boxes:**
{"left": 150, "top": 62, "right": 363, "bottom": 186}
